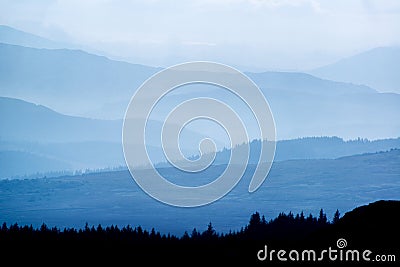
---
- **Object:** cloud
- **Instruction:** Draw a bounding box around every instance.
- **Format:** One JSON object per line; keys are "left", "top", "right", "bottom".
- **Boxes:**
{"left": 182, "top": 41, "right": 217, "bottom": 47}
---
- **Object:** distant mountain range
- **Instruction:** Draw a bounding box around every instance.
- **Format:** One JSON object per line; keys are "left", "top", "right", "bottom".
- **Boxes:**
{"left": 1, "top": 25, "right": 399, "bottom": 177}
{"left": 245, "top": 71, "right": 376, "bottom": 95}
{"left": 310, "top": 46, "right": 400, "bottom": 94}
{"left": 0, "top": 25, "right": 70, "bottom": 50}
{"left": 0, "top": 42, "right": 159, "bottom": 119}
{"left": 0, "top": 97, "right": 121, "bottom": 142}
{"left": 208, "top": 137, "right": 400, "bottom": 165}
{"left": 1, "top": 24, "right": 399, "bottom": 140}
{"left": 1, "top": 96, "right": 399, "bottom": 178}
{"left": 1, "top": 42, "right": 399, "bottom": 139}
{"left": 0, "top": 150, "right": 71, "bottom": 178}
{"left": 0, "top": 42, "right": 377, "bottom": 117}
{"left": 0, "top": 25, "right": 112, "bottom": 59}
{"left": 0, "top": 97, "right": 214, "bottom": 176}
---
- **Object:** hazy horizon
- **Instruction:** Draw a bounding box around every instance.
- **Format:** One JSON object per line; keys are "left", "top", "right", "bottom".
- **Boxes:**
{"left": 1, "top": 0, "right": 400, "bottom": 72}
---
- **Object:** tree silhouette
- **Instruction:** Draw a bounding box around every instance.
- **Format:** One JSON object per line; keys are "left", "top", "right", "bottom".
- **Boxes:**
{"left": 191, "top": 228, "right": 200, "bottom": 240}
{"left": 318, "top": 208, "right": 328, "bottom": 225}
{"left": 202, "top": 222, "right": 217, "bottom": 239}
{"left": 261, "top": 215, "right": 266, "bottom": 224}
{"left": 181, "top": 231, "right": 190, "bottom": 241}
{"left": 300, "top": 211, "right": 305, "bottom": 222}
{"left": 332, "top": 209, "right": 340, "bottom": 224}
{"left": 249, "top": 212, "right": 261, "bottom": 228}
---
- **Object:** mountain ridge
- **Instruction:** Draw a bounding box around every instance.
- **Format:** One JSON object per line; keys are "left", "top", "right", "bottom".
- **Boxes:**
{"left": 0, "top": 42, "right": 388, "bottom": 119}
{"left": 310, "top": 46, "right": 400, "bottom": 93}
{"left": 0, "top": 25, "right": 67, "bottom": 50}
{"left": 1, "top": 96, "right": 400, "bottom": 179}
{"left": 246, "top": 71, "right": 377, "bottom": 95}
{"left": 0, "top": 96, "right": 122, "bottom": 143}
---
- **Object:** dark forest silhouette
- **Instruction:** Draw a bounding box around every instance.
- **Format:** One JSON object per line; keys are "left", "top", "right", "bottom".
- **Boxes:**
{"left": 0, "top": 208, "right": 335, "bottom": 245}
{"left": 1, "top": 200, "right": 398, "bottom": 265}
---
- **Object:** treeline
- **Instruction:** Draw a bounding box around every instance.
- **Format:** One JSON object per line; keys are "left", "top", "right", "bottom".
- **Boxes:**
{"left": 0, "top": 208, "right": 338, "bottom": 243}
{"left": 213, "top": 137, "right": 400, "bottom": 164}
{"left": 1, "top": 201, "right": 399, "bottom": 265}
{"left": 0, "top": 209, "right": 337, "bottom": 265}
{"left": 5, "top": 165, "right": 128, "bottom": 180}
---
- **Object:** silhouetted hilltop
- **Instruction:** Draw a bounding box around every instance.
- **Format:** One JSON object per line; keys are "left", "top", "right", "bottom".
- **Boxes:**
{"left": 331, "top": 200, "right": 400, "bottom": 249}
{"left": 340, "top": 200, "right": 400, "bottom": 226}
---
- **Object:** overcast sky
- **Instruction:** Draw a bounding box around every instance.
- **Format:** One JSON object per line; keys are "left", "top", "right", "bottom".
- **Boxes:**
{"left": 1, "top": 0, "right": 399, "bottom": 71}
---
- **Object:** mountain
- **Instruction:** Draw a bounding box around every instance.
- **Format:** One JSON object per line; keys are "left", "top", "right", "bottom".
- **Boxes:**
{"left": 0, "top": 151, "right": 72, "bottom": 178}
{"left": 0, "top": 141, "right": 125, "bottom": 179}
{"left": 310, "top": 47, "right": 400, "bottom": 93}
{"left": 0, "top": 97, "right": 121, "bottom": 142}
{"left": 1, "top": 97, "right": 400, "bottom": 179}
{"left": 276, "top": 137, "right": 400, "bottom": 160}
{"left": 0, "top": 97, "right": 124, "bottom": 177}
{"left": 0, "top": 43, "right": 159, "bottom": 119}
{"left": 0, "top": 97, "right": 220, "bottom": 175}
{"left": 0, "top": 25, "right": 68, "bottom": 50}
{"left": 2, "top": 43, "right": 399, "bottom": 139}
{"left": 0, "top": 25, "right": 113, "bottom": 59}
{"left": 246, "top": 71, "right": 376, "bottom": 96}
{"left": 207, "top": 137, "right": 400, "bottom": 165}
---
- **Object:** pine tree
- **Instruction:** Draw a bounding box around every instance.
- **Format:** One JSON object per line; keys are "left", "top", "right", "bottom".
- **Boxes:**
{"left": 182, "top": 231, "right": 190, "bottom": 241}
{"left": 191, "top": 228, "right": 199, "bottom": 239}
{"left": 203, "top": 222, "right": 217, "bottom": 239}
{"left": 318, "top": 209, "right": 328, "bottom": 225}
{"left": 332, "top": 209, "right": 340, "bottom": 224}
{"left": 249, "top": 212, "right": 261, "bottom": 228}
{"left": 261, "top": 215, "right": 266, "bottom": 225}
{"left": 150, "top": 228, "right": 156, "bottom": 238}
{"left": 300, "top": 211, "right": 305, "bottom": 222}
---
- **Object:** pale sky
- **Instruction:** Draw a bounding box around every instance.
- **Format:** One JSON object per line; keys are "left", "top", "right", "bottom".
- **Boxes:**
{"left": 1, "top": 0, "right": 400, "bottom": 71}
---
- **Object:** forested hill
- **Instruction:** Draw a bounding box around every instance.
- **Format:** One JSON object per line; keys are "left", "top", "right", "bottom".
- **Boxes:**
{"left": 209, "top": 136, "right": 400, "bottom": 165}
